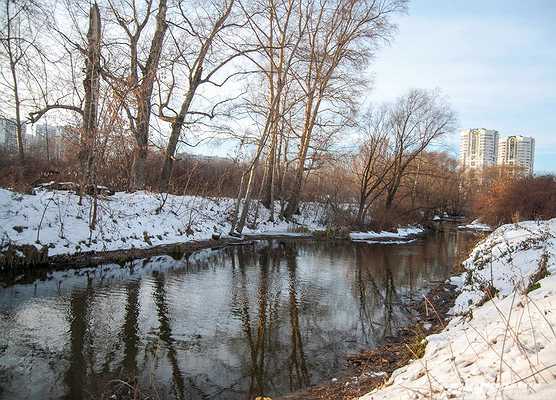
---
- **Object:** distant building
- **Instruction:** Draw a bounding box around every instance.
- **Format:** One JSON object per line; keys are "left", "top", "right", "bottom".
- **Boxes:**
{"left": 498, "top": 135, "right": 535, "bottom": 175}
{"left": 459, "top": 128, "right": 536, "bottom": 175}
{"left": 33, "top": 123, "right": 67, "bottom": 160}
{"left": 459, "top": 128, "right": 499, "bottom": 171}
{"left": 0, "top": 117, "right": 26, "bottom": 153}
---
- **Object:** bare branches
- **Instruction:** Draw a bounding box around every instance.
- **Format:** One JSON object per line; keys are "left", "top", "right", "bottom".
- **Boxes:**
{"left": 28, "top": 103, "right": 83, "bottom": 124}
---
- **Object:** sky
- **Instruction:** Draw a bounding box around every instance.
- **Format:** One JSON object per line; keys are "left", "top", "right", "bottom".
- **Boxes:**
{"left": 189, "top": 0, "right": 556, "bottom": 173}
{"left": 366, "top": 0, "right": 556, "bottom": 173}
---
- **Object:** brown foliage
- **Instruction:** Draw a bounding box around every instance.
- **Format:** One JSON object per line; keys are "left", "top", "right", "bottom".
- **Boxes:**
{"left": 473, "top": 174, "right": 556, "bottom": 226}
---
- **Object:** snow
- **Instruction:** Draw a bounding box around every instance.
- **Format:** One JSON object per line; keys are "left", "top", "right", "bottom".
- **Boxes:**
{"left": 358, "top": 239, "right": 417, "bottom": 245}
{"left": 350, "top": 226, "right": 424, "bottom": 241}
{"left": 457, "top": 218, "right": 492, "bottom": 232}
{"left": 450, "top": 219, "right": 554, "bottom": 315}
{"left": 360, "top": 218, "right": 556, "bottom": 400}
{"left": 0, "top": 188, "right": 325, "bottom": 257}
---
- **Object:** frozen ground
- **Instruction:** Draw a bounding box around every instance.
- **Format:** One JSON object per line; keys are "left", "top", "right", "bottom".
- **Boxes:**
{"left": 361, "top": 218, "right": 556, "bottom": 400}
{"left": 457, "top": 218, "right": 492, "bottom": 232}
{"left": 350, "top": 226, "right": 424, "bottom": 242}
{"left": 0, "top": 188, "right": 325, "bottom": 256}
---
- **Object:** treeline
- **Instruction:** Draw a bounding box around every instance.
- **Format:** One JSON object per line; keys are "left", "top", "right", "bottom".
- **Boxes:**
{"left": 6, "top": 0, "right": 541, "bottom": 232}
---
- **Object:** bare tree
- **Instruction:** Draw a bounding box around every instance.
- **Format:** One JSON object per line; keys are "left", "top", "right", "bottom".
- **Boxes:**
{"left": 353, "top": 89, "right": 455, "bottom": 226}
{"left": 228, "top": 0, "right": 308, "bottom": 232}
{"left": 353, "top": 107, "right": 392, "bottom": 226}
{"left": 157, "top": 0, "right": 256, "bottom": 193}
{"left": 283, "top": 0, "right": 407, "bottom": 219}
{"left": 0, "top": 0, "right": 46, "bottom": 163}
{"left": 382, "top": 89, "right": 456, "bottom": 209}
{"left": 27, "top": 2, "right": 104, "bottom": 225}
{"left": 81, "top": 2, "right": 102, "bottom": 225}
{"left": 104, "top": 0, "right": 169, "bottom": 190}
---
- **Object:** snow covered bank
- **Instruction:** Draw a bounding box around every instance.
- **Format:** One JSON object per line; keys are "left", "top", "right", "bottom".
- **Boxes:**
{"left": 0, "top": 188, "right": 325, "bottom": 258}
{"left": 457, "top": 218, "right": 492, "bottom": 232}
{"left": 451, "top": 219, "right": 554, "bottom": 314}
{"left": 361, "top": 219, "right": 556, "bottom": 400}
{"left": 350, "top": 226, "right": 424, "bottom": 243}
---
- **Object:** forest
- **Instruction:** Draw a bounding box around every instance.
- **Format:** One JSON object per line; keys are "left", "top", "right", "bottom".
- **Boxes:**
{"left": 1, "top": 0, "right": 554, "bottom": 235}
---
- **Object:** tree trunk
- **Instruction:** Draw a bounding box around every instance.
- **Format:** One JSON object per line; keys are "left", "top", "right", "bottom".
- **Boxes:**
{"left": 261, "top": 130, "right": 277, "bottom": 209}
{"left": 229, "top": 173, "right": 246, "bottom": 234}
{"left": 284, "top": 91, "right": 321, "bottom": 220}
{"left": 6, "top": 0, "right": 24, "bottom": 164}
{"left": 129, "top": 0, "right": 168, "bottom": 190}
{"left": 130, "top": 97, "right": 151, "bottom": 190}
{"left": 159, "top": 84, "right": 198, "bottom": 193}
{"left": 236, "top": 161, "right": 258, "bottom": 234}
{"left": 80, "top": 2, "right": 101, "bottom": 203}
{"left": 356, "top": 193, "right": 366, "bottom": 227}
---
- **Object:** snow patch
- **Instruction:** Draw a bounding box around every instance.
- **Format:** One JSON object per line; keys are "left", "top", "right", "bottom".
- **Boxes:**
{"left": 0, "top": 188, "right": 325, "bottom": 257}
{"left": 350, "top": 226, "right": 424, "bottom": 241}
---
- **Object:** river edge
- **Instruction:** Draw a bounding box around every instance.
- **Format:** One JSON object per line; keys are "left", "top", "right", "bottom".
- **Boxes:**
{"left": 276, "top": 234, "right": 479, "bottom": 400}
{"left": 0, "top": 228, "right": 445, "bottom": 399}
{"left": 276, "top": 281, "right": 461, "bottom": 400}
{"left": 0, "top": 230, "right": 428, "bottom": 283}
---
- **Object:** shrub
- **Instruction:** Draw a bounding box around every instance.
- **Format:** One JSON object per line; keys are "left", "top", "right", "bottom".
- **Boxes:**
{"left": 473, "top": 174, "right": 556, "bottom": 226}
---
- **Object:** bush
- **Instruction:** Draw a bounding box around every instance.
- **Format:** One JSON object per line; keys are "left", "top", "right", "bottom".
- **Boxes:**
{"left": 473, "top": 174, "right": 556, "bottom": 226}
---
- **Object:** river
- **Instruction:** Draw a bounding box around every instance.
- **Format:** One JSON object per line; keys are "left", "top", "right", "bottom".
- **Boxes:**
{"left": 0, "top": 228, "right": 475, "bottom": 399}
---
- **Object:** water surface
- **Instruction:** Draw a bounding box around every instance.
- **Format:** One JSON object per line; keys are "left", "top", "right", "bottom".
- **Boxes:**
{"left": 0, "top": 229, "right": 473, "bottom": 399}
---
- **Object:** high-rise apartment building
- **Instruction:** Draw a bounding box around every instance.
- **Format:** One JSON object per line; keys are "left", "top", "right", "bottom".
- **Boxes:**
{"left": 498, "top": 135, "right": 535, "bottom": 175}
{"left": 459, "top": 128, "right": 499, "bottom": 170}
{"left": 459, "top": 128, "right": 535, "bottom": 175}
{"left": 0, "top": 117, "right": 26, "bottom": 153}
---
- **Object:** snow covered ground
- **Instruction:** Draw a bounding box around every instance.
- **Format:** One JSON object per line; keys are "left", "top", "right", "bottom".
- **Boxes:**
{"left": 0, "top": 188, "right": 325, "bottom": 257}
{"left": 350, "top": 226, "right": 424, "bottom": 243}
{"left": 361, "top": 219, "right": 556, "bottom": 400}
{"left": 457, "top": 218, "right": 492, "bottom": 232}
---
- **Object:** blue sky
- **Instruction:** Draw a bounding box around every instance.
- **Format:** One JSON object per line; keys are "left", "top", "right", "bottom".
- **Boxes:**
{"left": 367, "top": 0, "right": 556, "bottom": 173}
{"left": 192, "top": 1, "right": 556, "bottom": 173}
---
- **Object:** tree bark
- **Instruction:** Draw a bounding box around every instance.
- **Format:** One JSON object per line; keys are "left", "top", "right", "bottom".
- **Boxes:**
{"left": 80, "top": 2, "right": 102, "bottom": 206}
{"left": 159, "top": 78, "right": 200, "bottom": 193}
{"left": 5, "top": 0, "right": 25, "bottom": 163}
{"left": 129, "top": 0, "right": 168, "bottom": 190}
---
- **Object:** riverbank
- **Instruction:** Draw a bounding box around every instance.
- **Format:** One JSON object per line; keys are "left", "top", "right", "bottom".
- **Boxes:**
{"left": 277, "top": 281, "right": 463, "bottom": 400}
{"left": 360, "top": 218, "right": 556, "bottom": 399}
{"left": 0, "top": 188, "right": 424, "bottom": 271}
{"left": 0, "top": 188, "right": 323, "bottom": 269}
{"left": 279, "top": 219, "right": 556, "bottom": 400}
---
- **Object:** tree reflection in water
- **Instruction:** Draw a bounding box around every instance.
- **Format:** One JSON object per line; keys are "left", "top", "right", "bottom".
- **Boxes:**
{"left": 285, "top": 247, "right": 310, "bottom": 390}
{"left": 151, "top": 270, "right": 187, "bottom": 400}
{"left": 231, "top": 243, "right": 310, "bottom": 398}
{"left": 353, "top": 245, "right": 409, "bottom": 347}
{"left": 1, "top": 231, "right": 475, "bottom": 400}
{"left": 120, "top": 279, "right": 140, "bottom": 384}
{"left": 64, "top": 283, "right": 93, "bottom": 400}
